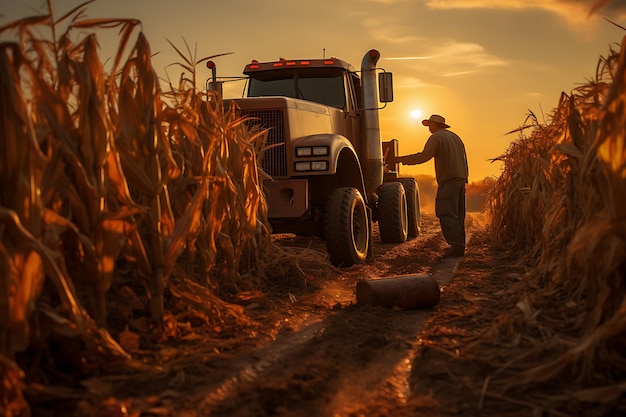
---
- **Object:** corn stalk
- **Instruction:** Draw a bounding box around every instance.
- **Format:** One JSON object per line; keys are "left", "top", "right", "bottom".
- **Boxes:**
{"left": 0, "top": 2, "right": 311, "bottom": 413}
{"left": 486, "top": 35, "right": 626, "bottom": 405}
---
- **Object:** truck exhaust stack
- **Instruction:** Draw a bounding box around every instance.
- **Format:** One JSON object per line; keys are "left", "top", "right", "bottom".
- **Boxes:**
{"left": 360, "top": 49, "right": 384, "bottom": 205}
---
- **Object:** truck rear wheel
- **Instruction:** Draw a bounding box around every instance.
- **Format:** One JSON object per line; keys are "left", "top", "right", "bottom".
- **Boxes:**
{"left": 398, "top": 178, "right": 421, "bottom": 238}
{"left": 324, "top": 187, "right": 370, "bottom": 266}
{"left": 377, "top": 182, "right": 408, "bottom": 243}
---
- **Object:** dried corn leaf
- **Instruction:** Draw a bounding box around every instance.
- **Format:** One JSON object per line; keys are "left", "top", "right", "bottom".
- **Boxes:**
{"left": 569, "top": 381, "right": 626, "bottom": 403}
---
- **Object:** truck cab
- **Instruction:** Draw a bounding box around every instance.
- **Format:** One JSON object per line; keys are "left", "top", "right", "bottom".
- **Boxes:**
{"left": 217, "top": 50, "right": 420, "bottom": 266}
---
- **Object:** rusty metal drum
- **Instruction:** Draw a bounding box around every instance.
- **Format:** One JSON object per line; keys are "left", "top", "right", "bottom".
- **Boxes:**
{"left": 356, "top": 274, "right": 440, "bottom": 309}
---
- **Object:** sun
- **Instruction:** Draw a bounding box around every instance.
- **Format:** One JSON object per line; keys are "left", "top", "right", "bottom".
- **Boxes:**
{"left": 410, "top": 109, "right": 422, "bottom": 120}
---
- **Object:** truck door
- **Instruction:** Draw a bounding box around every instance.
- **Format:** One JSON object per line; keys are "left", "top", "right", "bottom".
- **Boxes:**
{"left": 345, "top": 73, "right": 361, "bottom": 148}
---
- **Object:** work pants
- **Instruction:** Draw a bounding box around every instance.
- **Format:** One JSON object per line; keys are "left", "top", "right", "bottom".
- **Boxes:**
{"left": 435, "top": 179, "right": 466, "bottom": 251}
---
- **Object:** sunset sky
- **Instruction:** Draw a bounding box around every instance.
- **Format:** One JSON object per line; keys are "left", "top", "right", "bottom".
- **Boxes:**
{"left": 2, "top": 0, "right": 625, "bottom": 182}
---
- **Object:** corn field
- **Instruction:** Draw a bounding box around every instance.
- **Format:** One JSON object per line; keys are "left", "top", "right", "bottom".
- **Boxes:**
{"left": 2, "top": 2, "right": 626, "bottom": 416}
{"left": 485, "top": 34, "right": 626, "bottom": 413}
{"left": 0, "top": 5, "right": 329, "bottom": 415}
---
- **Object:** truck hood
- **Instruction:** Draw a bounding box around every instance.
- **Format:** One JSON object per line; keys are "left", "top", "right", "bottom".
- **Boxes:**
{"left": 226, "top": 96, "right": 340, "bottom": 141}
{"left": 227, "top": 96, "right": 331, "bottom": 116}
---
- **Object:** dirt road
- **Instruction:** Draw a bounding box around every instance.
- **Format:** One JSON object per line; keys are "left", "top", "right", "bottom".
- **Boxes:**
{"left": 64, "top": 212, "right": 498, "bottom": 417}
{"left": 148, "top": 212, "right": 489, "bottom": 417}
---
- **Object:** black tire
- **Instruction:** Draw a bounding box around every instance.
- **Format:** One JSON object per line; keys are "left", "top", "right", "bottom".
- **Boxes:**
{"left": 324, "top": 187, "right": 370, "bottom": 266}
{"left": 377, "top": 182, "right": 408, "bottom": 243}
{"left": 398, "top": 177, "right": 421, "bottom": 238}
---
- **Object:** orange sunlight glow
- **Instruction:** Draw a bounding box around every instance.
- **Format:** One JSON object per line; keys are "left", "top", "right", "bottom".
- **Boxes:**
{"left": 410, "top": 109, "right": 423, "bottom": 120}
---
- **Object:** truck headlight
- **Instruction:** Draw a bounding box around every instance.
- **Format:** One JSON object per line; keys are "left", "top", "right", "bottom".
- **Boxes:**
{"left": 296, "top": 147, "right": 312, "bottom": 157}
{"left": 295, "top": 161, "right": 311, "bottom": 171}
{"left": 311, "top": 161, "right": 328, "bottom": 170}
{"left": 294, "top": 161, "right": 328, "bottom": 172}
{"left": 312, "top": 146, "right": 329, "bottom": 156}
{"left": 296, "top": 146, "right": 329, "bottom": 157}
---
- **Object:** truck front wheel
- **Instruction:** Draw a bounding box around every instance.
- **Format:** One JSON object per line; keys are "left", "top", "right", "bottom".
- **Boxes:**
{"left": 324, "top": 187, "right": 370, "bottom": 266}
{"left": 377, "top": 182, "right": 408, "bottom": 243}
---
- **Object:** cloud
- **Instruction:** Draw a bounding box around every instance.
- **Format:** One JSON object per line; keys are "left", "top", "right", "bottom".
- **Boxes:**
{"left": 361, "top": 17, "right": 424, "bottom": 44}
{"left": 438, "top": 42, "right": 509, "bottom": 76}
{"left": 388, "top": 41, "right": 509, "bottom": 77}
{"left": 425, "top": 0, "right": 626, "bottom": 25}
{"left": 386, "top": 56, "right": 431, "bottom": 61}
{"left": 393, "top": 76, "right": 431, "bottom": 89}
{"left": 361, "top": 0, "right": 411, "bottom": 3}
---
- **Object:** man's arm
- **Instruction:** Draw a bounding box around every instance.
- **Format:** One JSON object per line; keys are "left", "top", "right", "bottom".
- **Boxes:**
{"left": 396, "top": 136, "right": 438, "bottom": 165}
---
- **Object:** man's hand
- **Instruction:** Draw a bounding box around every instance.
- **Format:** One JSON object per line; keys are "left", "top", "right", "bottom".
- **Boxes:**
{"left": 393, "top": 156, "right": 404, "bottom": 165}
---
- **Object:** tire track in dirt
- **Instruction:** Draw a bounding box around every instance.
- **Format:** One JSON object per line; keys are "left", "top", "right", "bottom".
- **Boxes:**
{"left": 184, "top": 213, "right": 485, "bottom": 416}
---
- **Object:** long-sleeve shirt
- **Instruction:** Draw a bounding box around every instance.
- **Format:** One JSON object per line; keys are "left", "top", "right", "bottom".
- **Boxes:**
{"left": 400, "top": 129, "right": 468, "bottom": 185}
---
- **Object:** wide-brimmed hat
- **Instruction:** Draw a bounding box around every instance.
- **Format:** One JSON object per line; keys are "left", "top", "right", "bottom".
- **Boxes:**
{"left": 422, "top": 114, "right": 450, "bottom": 128}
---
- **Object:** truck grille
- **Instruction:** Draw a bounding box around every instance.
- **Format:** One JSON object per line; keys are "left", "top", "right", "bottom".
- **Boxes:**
{"left": 241, "top": 109, "right": 286, "bottom": 178}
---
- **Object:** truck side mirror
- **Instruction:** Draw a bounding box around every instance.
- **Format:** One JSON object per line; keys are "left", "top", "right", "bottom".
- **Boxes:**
{"left": 379, "top": 72, "right": 394, "bottom": 103}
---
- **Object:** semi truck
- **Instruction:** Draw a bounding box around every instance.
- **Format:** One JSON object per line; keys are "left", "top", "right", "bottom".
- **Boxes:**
{"left": 209, "top": 49, "right": 420, "bottom": 266}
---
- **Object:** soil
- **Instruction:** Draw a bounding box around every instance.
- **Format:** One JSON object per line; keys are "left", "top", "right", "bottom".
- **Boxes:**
{"left": 30, "top": 212, "right": 521, "bottom": 417}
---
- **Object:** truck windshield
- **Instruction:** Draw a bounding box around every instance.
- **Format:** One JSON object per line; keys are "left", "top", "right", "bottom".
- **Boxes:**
{"left": 248, "top": 70, "right": 346, "bottom": 109}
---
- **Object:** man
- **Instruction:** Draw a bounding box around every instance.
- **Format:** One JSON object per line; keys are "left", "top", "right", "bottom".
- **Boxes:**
{"left": 394, "top": 114, "right": 469, "bottom": 257}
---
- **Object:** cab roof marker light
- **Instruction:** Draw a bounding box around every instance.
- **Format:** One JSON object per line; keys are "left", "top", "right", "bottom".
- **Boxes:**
{"left": 300, "top": 61, "right": 311, "bottom": 65}
{"left": 273, "top": 62, "right": 283, "bottom": 67}
{"left": 323, "top": 60, "right": 335, "bottom": 65}
{"left": 249, "top": 64, "right": 260, "bottom": 69}
{"left": 286, "top": 61, "right": 296, "bottom": 66}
